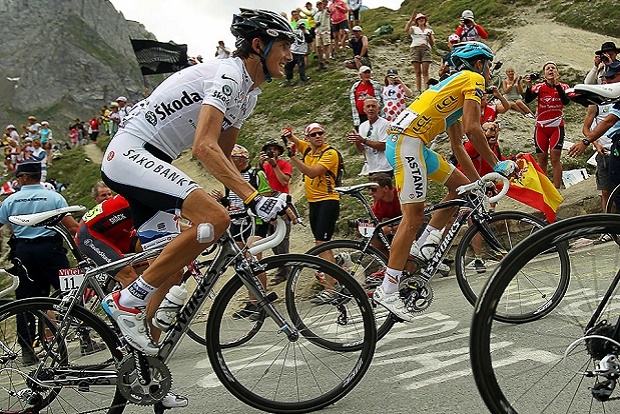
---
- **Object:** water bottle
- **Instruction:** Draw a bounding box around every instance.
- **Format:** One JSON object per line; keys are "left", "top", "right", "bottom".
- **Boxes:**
{"left": 153, "top": 284, "right": 187, "bottom": 331}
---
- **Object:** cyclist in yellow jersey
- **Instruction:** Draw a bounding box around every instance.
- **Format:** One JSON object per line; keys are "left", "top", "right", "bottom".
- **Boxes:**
{"left": 374, "top": 42, "right": 518, "bottom": 321}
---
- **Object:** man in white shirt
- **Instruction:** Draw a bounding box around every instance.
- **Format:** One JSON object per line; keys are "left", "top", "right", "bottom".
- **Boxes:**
{"left": 347, "top": 97, "right": 393, "bottom": 176}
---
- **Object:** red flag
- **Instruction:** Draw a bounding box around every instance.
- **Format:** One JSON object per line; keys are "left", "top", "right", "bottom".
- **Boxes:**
{"left": 503, "top": 154, "right": 563, "bottom": 222}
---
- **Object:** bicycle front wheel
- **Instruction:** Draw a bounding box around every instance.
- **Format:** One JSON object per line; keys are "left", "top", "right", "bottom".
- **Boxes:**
{"left": 455, "top": 211, "right": 570, "bottom": 323}
{"left": 471, "top": 214, "right": 620, "bottom": 413}
{"left": 206, "top": 254, "right": 375, "bottom": 413}
{"left": 305, "top": 239, "right": 395, "bottom": 340}
{"left": 0, "top": 297, "right": 125, "bottom": 414}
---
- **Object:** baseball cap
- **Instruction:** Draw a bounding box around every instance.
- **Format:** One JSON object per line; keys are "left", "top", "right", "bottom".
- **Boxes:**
{"left": 116, "top": 96, "right": 127, "bottom": 102}
{"left": 352, "top": 25, "right": 363, "bottom": 32}
{"left": 602, "top": 61, "right": 620, "bottom": 77}
{"left": 359, "top": 65, "right": 371, "bottom": 74}
{"left": 462, "top": 9, "right": 474, "bottom": 19}
{"left": 41, "top": 121, "right": 49, "bottom": 126}
{"left": 386, "top": 69, "right": 398, "bottom": 77}
{"left": 16, "top": 159, "right": 41, "bottom": 175}
{"left": 261, "top": 140, "right": 285, "bottom": 154}
{"left": 27, "top": 116, "right": 36, "bottom": 121}
{"left": 304, "top": 122, "right": 324, "bottom": 135}
{"left": 414, "top": 13, "right": 426, "bottom": 21}
{"left": 448, "top": 34, "right": 460, "bottom": 43}
{"left": 24, "top": 137, "right": 33, "bottom": 142}
{"left": 5, "top": 124, "right": 15, "bottom": 130}
{"left": 231, "top": 144, "right": 249, "bottom": 158}
{"left": 110, "top": 102, "right": 119, "bottom": 108}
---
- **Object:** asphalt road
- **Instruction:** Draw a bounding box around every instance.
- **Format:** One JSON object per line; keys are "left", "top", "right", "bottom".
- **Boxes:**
{"left": 124, "top": 274, "right": 487, "bottom": 414}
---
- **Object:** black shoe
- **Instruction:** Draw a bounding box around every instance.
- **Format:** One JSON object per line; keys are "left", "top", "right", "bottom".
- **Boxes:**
{"left": 280, "top": 80, "right": 292, "bottom": 88}
{"left": 233, "top": 303, "right": 260, "bottom": 321}
{"left": 22, "top": 347, "right": 37, "bottom": 366}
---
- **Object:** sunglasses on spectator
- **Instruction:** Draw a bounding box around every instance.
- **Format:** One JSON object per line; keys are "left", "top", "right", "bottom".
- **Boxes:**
{"left": 369, "top": 187, "right": 379, "bottom": 192}
{"left": 308, "top": 131, "right": 325, "bottom": 137}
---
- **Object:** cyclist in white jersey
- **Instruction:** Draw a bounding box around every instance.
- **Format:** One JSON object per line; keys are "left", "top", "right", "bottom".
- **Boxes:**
{"left": 100, "top": 9, "right": 295, "bottom": 360}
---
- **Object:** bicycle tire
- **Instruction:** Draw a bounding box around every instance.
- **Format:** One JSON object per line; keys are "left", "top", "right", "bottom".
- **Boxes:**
{"left": 304, "top": 239, "right": 396, "bottom": 340}
{"left": 206, "top": 253, "right": 375, "bottom": 413}
{"left": 606, "top": 182, "right": 620, "bottom": 214}
{"left": 471, "top": 213, "right": 620, "bottom": 413}
{"left": 0, "top": 297, "right": 126, "bottom": 414}
{"left": 455, "top": 211, "right": 570, "bottom": 323}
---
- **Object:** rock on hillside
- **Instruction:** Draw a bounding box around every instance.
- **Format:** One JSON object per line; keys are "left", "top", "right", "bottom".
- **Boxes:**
{"left": 0, "top": 0, "right": 154, "bottom": 120}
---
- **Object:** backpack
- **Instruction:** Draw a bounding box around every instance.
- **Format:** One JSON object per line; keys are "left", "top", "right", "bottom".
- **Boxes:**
{"left": 302, "top": 146, "right": 346, "bottom": 193}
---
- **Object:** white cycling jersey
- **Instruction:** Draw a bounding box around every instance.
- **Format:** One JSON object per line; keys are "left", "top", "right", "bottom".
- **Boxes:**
{"left": 119, "top": 57, "right": 260, "bottom": 159}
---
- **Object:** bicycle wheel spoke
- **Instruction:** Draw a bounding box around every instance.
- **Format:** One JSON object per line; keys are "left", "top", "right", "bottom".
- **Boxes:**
{"left": 472, "top": 214, "right": 620, "bottom": 413}
{"left": 206, "top": 254, "right": 375, "bottom": 412}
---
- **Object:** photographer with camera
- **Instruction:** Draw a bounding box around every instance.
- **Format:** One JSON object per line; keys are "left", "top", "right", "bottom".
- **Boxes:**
{"left": 524, "top": 61, "right": 570, "bottom": 189}
{"left": 456, "top": 10, "right": 488, "bottom": 43}
{"left": 584, "top": 42, "right": 619, "bottom": 85}
{"left": 259, "top": 140, "right": 293, "bottom": 286}
{"left": 480, "top": 86, "right": 510, "bottom": 123}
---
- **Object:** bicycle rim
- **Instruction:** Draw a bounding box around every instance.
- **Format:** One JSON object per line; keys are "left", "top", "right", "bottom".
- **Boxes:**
{"left": 456, "top": 211, "right": 570, "bottom": 322}
{"left": 206, "top": 254, "right": 375, "bottom": 413}
{"left": 0, "top": 298, "right": 125, "bottom": 414}
{"left": 471, "top": 214, "right": 620, "bottom": 413}
{"left": 305, "top": 239, "right": 395, "bottom": 340}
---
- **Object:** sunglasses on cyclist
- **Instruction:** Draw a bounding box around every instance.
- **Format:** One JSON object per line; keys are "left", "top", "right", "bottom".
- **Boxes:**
{"left": 308, "top": 131, "right": 325, "bottom": 137}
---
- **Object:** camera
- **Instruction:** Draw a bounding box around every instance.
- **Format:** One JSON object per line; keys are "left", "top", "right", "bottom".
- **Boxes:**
{"left": 266, "top": 150, "right": 275, "bottom": 158}
{"left": 484, "top": 87, "right": 495, "bottom": 94}
{"left": 529, "top": 72, "right": 541, "bottom": 81}
{"left": 600, "top": 54, "right": 610, "bottom": 63}
{"left": 348, "top": 218, "right": 368, "bottom": 228}
{"left": 463, "top": 18, "right": 472, "bottom": 25}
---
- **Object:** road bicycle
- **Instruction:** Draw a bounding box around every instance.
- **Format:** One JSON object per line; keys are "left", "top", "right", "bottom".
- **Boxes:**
{"left": 306, "top": 172, "right": 569, "bottom": 340}
{"left": 471, "top": 82, "right": 620, "bottom": 414}
{"left": 0, "top": 205, "right": 376, "bottom": 414}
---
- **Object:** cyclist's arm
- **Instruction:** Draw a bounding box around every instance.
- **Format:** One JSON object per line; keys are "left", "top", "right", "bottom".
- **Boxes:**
{"left": 463, "top": 99, "right": 499, "bottom": 168}
{"left": 192, "top": 104, "right": 256, "bottom": 202}
{"left": 448, "top": 120, "right": 480, "bottom": 181}
{"left": 61, "top": 215, "right": 79, "bottom": 236}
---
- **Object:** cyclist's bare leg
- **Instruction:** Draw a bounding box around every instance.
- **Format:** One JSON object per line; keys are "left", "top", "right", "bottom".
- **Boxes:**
{"left": 550, "top": 148, "right": 562, "bottom": 189}
{"left": 427, "top": 168, "right": 470, "bottom": 230}
{"left": 114, "top": 266, "right": 139, "bottom": 288}
{"left": 145, "top": 270, "right": 184, "bottom": 341}
{"left": 388, "top": 202, "right": 425, "bottom": 271}
{"left": 138, "top": 190, "right": 230, "bottom": 289}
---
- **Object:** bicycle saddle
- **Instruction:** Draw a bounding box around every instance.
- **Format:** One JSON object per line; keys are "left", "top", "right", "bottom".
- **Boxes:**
{"left": 335, "top": 183, "right": 378, "bottom": 194}
{"left": 569, "top": 83, "right": 620, "bottom": 107}
{"left": 9, "top": 205, "right": 86, "bottom": 227}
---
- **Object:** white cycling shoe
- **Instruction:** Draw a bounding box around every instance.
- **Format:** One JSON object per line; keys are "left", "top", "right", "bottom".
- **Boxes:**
{"left": 162, "top": 391, "right": 189, "bottom": 408}
{"left": 373, "top": 286, "right": 414, "bottom": 322}
{"left": 102, "top": 292, "right": 159, "bottom": 355}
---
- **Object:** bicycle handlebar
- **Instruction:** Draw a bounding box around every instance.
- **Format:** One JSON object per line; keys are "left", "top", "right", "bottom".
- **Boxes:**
{"left": 456, "top": 172, "right": 510, "bottom": 204}
{"left": 248, "top": 216, "right": 286, "bottom": 255}
{"left": 0, "top": 269, "right": 19, "bottom": 298}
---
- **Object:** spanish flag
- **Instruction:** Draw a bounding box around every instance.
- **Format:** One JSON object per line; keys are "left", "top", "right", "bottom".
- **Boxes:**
{"left": 503, "top": 154, "right": 563, "bottom": 222}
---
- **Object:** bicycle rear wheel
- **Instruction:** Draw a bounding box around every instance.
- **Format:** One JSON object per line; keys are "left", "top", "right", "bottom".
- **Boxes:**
{"left": 0, "top": 297, "right": 125, "bottom": 414}
{"left": 206, "top": 254, "right": 375, "bottom": 413}
{"left": 305, "top": 239, "right": 395, "bottom": 340}
{"left": 471, "top": 214, "right": 620, "bottom": 413}
{"left": 455, "top": 211, "right": 570, "bottom": 323}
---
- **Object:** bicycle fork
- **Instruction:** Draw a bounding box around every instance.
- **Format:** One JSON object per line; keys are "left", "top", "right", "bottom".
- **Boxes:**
{"left": 235, "top": 259, "right": 299, "bottom": 341}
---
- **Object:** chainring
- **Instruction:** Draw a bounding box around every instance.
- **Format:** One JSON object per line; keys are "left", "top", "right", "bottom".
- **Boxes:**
{"left": 399, "top": 275, "right": 434, "bottom": 314}
{"left": 117, "top": 354, "right": 171, "bottom": 405}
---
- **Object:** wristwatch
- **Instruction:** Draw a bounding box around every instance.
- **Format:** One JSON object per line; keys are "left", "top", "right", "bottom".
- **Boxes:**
{"left": 582, "top": 138, "right": 591, "bottom": 146}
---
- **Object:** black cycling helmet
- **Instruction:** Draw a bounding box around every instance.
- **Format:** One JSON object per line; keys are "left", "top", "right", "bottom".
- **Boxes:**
{"left": 231, "top": 9, "right": 295, "bottom": 83}
{"left": 231, "top": 9, "right": 296, "bottom": 43}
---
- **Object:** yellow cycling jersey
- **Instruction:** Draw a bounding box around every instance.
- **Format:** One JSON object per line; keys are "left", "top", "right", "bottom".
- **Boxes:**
{"left": 388, "top": 70, "right": 485, "bottom": 144}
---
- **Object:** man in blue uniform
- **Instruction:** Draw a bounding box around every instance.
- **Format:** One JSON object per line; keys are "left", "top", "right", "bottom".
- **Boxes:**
{"left": 0, "top": 160, "right": 79, "bottom": 364}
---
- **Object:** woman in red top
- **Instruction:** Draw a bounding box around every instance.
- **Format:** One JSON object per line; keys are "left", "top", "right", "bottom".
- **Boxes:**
{"left": 524, "top": 61, "right": 570, "bottom": 189}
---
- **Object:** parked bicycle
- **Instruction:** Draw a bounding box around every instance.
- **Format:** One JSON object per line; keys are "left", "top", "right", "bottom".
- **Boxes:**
{"left": 306, "top": 172, "right": 568, "bottom": 340}
{"left": 0, "top": 205, "right": 376, "bottom": 414}
{"left": 471, "top": 82, "right": 620, "bottom": 414}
